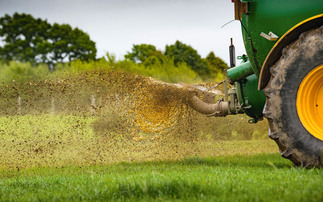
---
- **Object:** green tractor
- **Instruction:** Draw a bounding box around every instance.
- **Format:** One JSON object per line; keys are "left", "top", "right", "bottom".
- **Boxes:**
{"left": 187, "top": 0, "right": 323, "bottom": 167}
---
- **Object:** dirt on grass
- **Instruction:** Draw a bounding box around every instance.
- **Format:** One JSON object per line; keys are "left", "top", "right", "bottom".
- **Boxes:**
{"left": 0, "top": 69, "right": 274, "bottom": 170}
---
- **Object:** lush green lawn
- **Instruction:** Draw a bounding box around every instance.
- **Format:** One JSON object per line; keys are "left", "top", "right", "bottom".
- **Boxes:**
{"left": 0, "top": 153, "right": 322, "bottom": 201}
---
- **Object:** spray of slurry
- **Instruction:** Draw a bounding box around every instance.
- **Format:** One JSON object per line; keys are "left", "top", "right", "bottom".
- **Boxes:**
{"left": 0, "top": 70, "right": 272, "bottom": 169}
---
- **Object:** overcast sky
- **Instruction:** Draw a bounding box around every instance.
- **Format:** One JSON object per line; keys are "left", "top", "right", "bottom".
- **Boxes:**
{"left": 0, "top": 0, "right": 245, "bottom": 64}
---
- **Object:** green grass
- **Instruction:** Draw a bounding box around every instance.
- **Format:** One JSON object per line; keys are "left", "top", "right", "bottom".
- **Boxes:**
{"left": 0, "top": 153, "right": 322, "bottom": 201}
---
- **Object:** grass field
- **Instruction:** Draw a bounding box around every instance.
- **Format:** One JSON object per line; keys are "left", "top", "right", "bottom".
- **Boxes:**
{"left": 0, "top": 153, "right": 322, "bottom": 201}
{"left": 0, "top": 115, "right": 322, "bottom": 201}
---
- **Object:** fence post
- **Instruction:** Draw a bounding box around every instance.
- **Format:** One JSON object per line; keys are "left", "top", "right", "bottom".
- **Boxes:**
{"left": 91, "top": 95, "right": 96, "bottom": 116}
{"left": 17, "top": 96, "right": 21, "bottom": 115}
{"left": 51, "top": 97, "right": 55, "bottom": 115}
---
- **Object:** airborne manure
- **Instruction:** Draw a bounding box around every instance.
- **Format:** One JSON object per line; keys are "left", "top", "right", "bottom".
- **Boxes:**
{"left": 0, "top": 69, "right": 273, "bottom": 169}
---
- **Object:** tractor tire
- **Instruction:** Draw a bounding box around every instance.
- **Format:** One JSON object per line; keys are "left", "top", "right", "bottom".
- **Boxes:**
{"left": 263, "top": 27, "right": 323, "bottom": 168}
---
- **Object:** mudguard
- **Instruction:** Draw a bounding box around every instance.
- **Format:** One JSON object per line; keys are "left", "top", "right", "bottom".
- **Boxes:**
{"left": 258, "top": 14, "right": 323, "bottom": 90}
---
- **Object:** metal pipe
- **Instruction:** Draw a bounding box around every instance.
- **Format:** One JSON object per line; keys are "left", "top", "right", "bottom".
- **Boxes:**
{"left": 226, "top": 61, "right": 253, "bottom": 84}
{"left": 188, "top": 95, "right": 229, "bottom": 117}
{"left": 229, "top": 38, "right": 236, "bottom": 68}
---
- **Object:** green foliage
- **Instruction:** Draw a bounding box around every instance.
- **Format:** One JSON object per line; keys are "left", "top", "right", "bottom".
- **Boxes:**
{"left": 0, "top": 13, "right": 51, "bottom": 64}
{"left": 0, "top": 13, "right": 227, "bottom": 82}
{"left": 0, "top": 12, "right": 227, "bottom": 82}
{"left": 0, "top": 58, "right": 203, "bottom": 85}
{"left": 125, "top": 44, "right": 163, "bottom": 64}
{"left": 68, "top": 57, "right": 109, "bottom": 72}
{"left": 106, "top": 52, "right": 116, "bottom": 65}
{"left": 0, "top": 61, "right": 50, "bottom": 83}
{"left": 123, "top": 42, "right": 228, "bottom": 82}
{"left": 165, "top": 40, "right": 210, "bottom": 78}
{"left": 116, "top": 57, "right": 202, "bottom": 83}
{"left": 201, "top": 51, "right": 229, "bottom": 81}
{"left": 48, "top": 23, "right": 96, "bottom": 65}
{"left": 0, "top": 13, "right": 97, "bottom": 68}
{"left": 62, "top": 57, "right": 201, "bottom": 84}
{"left": 205, "top": 51, "right": 229, "bottom": 74}
{"left": 123, "top": 43, "right": 203, "bottom": 83}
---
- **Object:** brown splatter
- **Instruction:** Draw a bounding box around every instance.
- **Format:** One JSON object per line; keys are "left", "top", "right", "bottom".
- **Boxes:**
{"left": 0, "top": 69, "right": 272, "bottom": 170}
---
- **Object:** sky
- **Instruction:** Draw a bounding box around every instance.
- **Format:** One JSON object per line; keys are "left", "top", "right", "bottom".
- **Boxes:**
{"left": 0, "top": 0, "right": 245, "bottom": 64}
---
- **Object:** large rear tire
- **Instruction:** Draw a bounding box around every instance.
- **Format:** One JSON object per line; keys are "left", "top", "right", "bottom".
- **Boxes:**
{"left": 263, "top": 27, "right": 323, "bottom": 168}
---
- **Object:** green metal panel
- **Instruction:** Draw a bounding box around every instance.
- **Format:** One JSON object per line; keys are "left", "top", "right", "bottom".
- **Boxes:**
{"left": 226, "top": 61, "right": 253, "bottom": 83}
{"left": 236, "top": 74, "right": 266, "bottom": 120}
{"left": 230, "top": 0, "right": 323, "bottom": 119}
{"left": 241, "top": 0, "right": 323, "bottom": 76}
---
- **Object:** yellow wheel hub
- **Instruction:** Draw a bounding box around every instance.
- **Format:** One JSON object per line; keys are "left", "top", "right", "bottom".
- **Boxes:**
{"left": 297, "top": 65, "right": 323, "bottom": 140}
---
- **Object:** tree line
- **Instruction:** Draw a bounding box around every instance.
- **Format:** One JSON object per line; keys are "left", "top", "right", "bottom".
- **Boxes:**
{"left": 124, "top": 42, "right": 228, "bottom": 80}
{"left": 0, "top": 13, "right": 228, "bottom": 81}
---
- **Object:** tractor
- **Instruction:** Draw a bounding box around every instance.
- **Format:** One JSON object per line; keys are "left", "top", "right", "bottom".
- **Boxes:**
{"left": 187, "top": 0, "right": 323, "bottom": 167}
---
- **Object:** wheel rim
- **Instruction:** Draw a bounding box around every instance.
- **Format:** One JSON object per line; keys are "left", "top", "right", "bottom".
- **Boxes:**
{"left": 297, "top": 64, "right": 323, "bottom": 140}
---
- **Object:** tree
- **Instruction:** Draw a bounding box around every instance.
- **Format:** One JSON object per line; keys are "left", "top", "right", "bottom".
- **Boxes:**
{"left": 0, "top": 13, "right": 97, "bottom": 69}
{"left": 106, "top": 52, "right": 116, "bottom": 65}
{"left": 205, "top": 51, "right": 229, "bottom": 74}
{"left": 125, "top": 44, "right": 163, "bottom": 64}
{"left": 164, "top": 40, "right": 210, "bottom": 78}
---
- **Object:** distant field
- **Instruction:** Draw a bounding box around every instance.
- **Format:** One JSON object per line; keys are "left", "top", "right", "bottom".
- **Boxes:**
{"left": 1, "top": 153, "right": 322, "bottom": 201}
